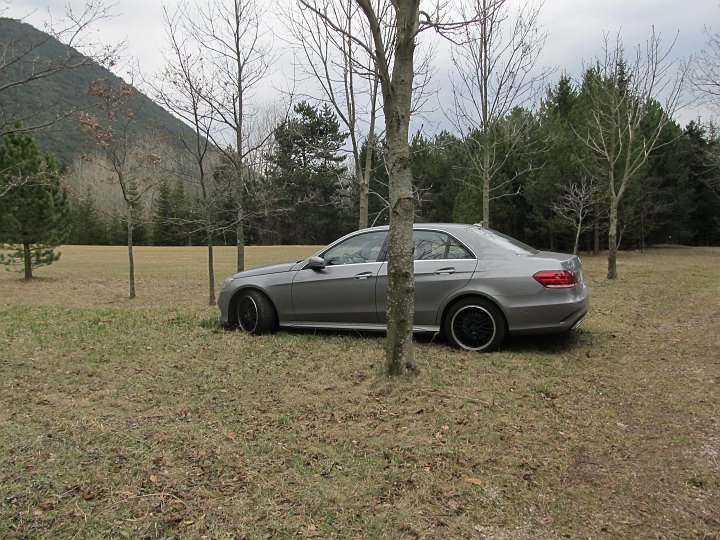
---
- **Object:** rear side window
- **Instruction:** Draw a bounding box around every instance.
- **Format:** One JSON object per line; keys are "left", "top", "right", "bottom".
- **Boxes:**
{"left": 413, "top": 230, "right": 474, "bottom": 260}
{"left": 447, "top": 237, "right": 473, "bottom": 259}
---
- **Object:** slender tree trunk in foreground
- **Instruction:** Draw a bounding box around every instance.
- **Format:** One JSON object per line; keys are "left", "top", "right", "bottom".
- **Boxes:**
{"left": 607, "top": 198, "right": 619, "bottom": 280}
{"left": 356, "top": 0, "right": 419, "bottom": 375}
{"left": 208, "top": 238, "right": 216, "bottom": 306}
{"left": 127, "top": 204, "right": 136, "bottom": 299}
{"left": 23, "top": 242, "right": 32, "bottom": 280}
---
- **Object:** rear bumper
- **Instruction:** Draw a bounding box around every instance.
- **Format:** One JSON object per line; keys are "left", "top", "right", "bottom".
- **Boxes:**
{"left": 503, "top": 286, "right": 590, "bottom": 335}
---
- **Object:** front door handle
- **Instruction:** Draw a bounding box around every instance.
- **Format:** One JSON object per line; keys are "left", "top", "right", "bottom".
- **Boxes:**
{"left": 435, "top": 267, "right": 456, "bottom": 275}
{"left": 354, "top": 271, "right": 373, "bottom": 279}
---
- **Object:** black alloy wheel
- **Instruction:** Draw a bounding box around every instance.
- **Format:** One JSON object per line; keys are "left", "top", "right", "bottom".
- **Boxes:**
{"left": 444, "top": 298, "right": 506, "bottom": 351}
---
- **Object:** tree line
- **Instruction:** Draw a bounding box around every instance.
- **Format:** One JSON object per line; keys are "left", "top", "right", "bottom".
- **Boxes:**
{"left": 59, "top": 91, "right": 720, "bottom": 254}
{"left": 2, "top": 69, "right": 720, "bottom": 286}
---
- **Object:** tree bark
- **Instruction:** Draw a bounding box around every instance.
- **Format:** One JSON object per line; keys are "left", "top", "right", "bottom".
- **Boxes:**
{"left": 482, "top": 145, "right": 491, "bottom": 226}
{"left": 127, "top": 203, "right": 136, "bottom": 299}
{"left": 23, "top": 242, "right": 32, "bottom": 280}
{"left": 607, "top": 198, "right": 619, "bottom": 280}
{"left": 236, "top": 201, "right": 245, "bottom": 273}
{"left": 573, "top": 226, "right": 581, "bottom": 256}
{"left": 208, "top": 237, "right": 216, "bottom": 306}
{"left": 376, "top": 0, "right": 419, "bottom": 375}
{"left": 358, "top": 131, "right": 374, "bottom": 229}
{"left": 593, "top": 204, "right": 601, "bottom": 256}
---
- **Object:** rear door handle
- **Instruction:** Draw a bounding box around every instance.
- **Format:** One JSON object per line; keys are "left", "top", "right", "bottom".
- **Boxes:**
{"left": 435, "top": 267, "right": 455, "bottom": 275}
{"left": 354, "top": 271, "right": 373, "bottom": 279}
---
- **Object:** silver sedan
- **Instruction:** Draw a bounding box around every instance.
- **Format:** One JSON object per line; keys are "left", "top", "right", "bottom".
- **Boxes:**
{"left": 218, "top": 223, "right": 590, "bottom": 351}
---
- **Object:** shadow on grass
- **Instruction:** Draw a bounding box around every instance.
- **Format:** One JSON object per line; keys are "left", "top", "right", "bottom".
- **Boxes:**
{"left": 502, "top": 330, "right": 583, "bottom": 354}
{"left": 217, "top": 321, "right": 584, "bottom": 356}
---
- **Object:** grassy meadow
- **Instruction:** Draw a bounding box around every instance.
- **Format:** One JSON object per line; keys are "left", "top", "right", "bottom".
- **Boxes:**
{"left": 0, "top": 245, "right": 718, "bottom": 539}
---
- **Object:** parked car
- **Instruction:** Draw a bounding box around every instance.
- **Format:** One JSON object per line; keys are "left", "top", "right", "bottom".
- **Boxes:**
{"left": 218, "top": 223, "right": 590, "bottom": 351}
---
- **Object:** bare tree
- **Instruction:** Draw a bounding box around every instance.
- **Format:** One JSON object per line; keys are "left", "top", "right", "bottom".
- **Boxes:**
{"left": 0, "top": 1, "right": 120, "bottom": 134}
{"left": 290, "top": 0, "right": 441, "bottom": 231}
{"left": 79, "top": 79, "right": 162, "bottom": 299}
{"left": 449, "top": 0, "right": 548, "bottom": 227}
{"left": 691, "top": 24, "right": 720, "bottom": 199}
{"left": 148, "top": 3, "right": 221, "bottom": 305}
{"left": 703, "top": 121, "right": 720, "bottom": 198}
{"left": 181, "top": 0, "right": 274, "bottom": 273}
{"left": 691, "top": 23, "right": 720, "bottom": 112}
{"left": 580, "top": 31, "right": 686, "bottom": 279}
{"left": 552, "top": 177, "right": 601, "bottom": 255}
{"left": 299, "top": 0, "right": 481, "bottom": 374}
{"left": 286, "top": 0, "right": 388, "bottom": 230}
{"left": 356, "top": 0, "right": 419, "bottom": 374}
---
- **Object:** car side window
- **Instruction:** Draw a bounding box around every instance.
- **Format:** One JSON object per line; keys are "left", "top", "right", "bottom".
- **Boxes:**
{"left": 413, "top": 231, "right": 448, "bottom": 260}
{"left": 323, "top": 231, "right": 387, "bottom": 265}
{"left": 447, "top": 237, "right": 474, "bottom": 259}
{"left": 413, "top": 230, "right": 474, "bottom": 260}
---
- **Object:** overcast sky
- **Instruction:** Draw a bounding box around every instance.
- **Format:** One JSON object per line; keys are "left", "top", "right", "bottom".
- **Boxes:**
{"left": 3, "top": 0, "right": 717, "bottom": 128}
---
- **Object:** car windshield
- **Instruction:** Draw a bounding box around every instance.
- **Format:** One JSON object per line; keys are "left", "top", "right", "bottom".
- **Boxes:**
{"left": 470, "top": 227, "right": 539, "bottom": 255}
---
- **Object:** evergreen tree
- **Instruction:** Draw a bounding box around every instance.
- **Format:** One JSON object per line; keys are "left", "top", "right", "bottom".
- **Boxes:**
{"left": 685, "top": 121, "right": 720, "bottom": 245}
{"left": 67, "top": 188, "right": 107, "bottom": 245}
{"left": 267, "top": 101, "right": 349, "bottom": 244}
{"left": 152, "top": 180, "right": 176, "bottom": 245}
{"left": 0, "top": 130, "right": 70, "bottom": 278}
{"left": 410, "top": 131, "right": 464, "bottom": 223}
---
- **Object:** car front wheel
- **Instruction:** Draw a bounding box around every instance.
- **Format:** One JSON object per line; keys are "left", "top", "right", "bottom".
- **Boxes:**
{"left": 444, "top": 298, "right": 506, "bottom": 352}
{"left": 236, "top": 290, "right": 277, "bottom": 335}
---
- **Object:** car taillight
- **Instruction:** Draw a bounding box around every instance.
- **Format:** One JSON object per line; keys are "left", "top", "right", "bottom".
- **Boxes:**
{"left": 533, "top": 270, "right": 577, "bottom": 288}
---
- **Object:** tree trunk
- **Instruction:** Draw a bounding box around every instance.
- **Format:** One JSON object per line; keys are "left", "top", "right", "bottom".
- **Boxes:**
{"left": 358, "top": 131, "right": 374, "bottom": 229}
{"left": 593, "top": 203, "right": 601, "bottom": 256}
{"left": 127, "top": 203, "right": 136, "bottom": 299}
{"left": 384, "top": 154, "right": 416, "bottom": 375}
{"left": 607, "top": 197, "right": 619, "bottom": 280}
{"left": 482, "top": 145, "right": 491, "bottom": 227}
{"left": 235, "top": 161, "right": 245, "bottom": 273}
{"left": 236, "top": 218, "right": 245, "bottom": 272}
{"left": 573, "top": 225, "right": 581, "bottom": 256}
{"left": 23, "top": 242, "right": 32, "bottom": 280}
{"left": 207, "top": 236, "right": 216, "bottom": 306}
{"left": 380, "top": 0, "right": 419, "bottom": 376}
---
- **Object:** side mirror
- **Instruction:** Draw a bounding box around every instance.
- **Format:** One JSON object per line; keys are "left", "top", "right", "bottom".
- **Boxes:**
{"left": 305, "top": 256, "right": 326, "bottom": 270}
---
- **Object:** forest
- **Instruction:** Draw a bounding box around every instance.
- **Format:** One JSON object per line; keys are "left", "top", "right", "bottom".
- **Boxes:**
{"left": 64, "top": 93, "right": 720, "bottom": 254}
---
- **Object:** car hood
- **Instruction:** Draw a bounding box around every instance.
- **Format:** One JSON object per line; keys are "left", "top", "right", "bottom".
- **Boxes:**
{"left": 229, "top": 261, "right": 296, "bottom": 280}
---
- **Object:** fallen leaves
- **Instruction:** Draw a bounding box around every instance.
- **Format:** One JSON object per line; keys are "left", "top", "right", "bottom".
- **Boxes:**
{"left": 464, "top": 477, "right": 483, "bottom": 486}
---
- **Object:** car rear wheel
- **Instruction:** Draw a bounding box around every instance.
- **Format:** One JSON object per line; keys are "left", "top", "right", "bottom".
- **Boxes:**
{"left": 236, "top": 290, "right": 277, "bottom": 335}
{"left": 444, "top": 298, "right": 506, "bottom": 352}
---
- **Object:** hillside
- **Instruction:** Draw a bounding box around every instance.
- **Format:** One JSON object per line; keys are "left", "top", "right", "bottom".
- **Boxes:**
{"left": 0, "top": 17, "right": 196, "bottom": 166}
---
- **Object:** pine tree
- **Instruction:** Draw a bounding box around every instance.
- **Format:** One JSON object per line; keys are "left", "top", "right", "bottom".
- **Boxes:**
{"left": 0, "top": 130, "right": 70, "bottom": 279}
{"left": 267, "top": 101, "right": 348, "bottom": 243}
{"left": 152, "top": 180, "right": 175, "bottom": 245}
{"left": 68, "top": 188, "right": 107, "bottom": 245}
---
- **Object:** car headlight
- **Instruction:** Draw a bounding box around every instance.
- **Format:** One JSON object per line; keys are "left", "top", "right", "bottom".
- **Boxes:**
{"left": 223, "top": 276, "right": 237, "bottom": 288}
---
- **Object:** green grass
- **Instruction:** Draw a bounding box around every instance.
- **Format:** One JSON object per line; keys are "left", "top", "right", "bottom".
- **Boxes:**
{"left": 1, "top": 245, "right": 719, "bottom": 538}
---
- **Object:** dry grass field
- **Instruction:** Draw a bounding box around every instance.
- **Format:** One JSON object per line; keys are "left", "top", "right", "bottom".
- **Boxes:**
{"left": 1, "top": 245, "right": 718, "bottom": 539}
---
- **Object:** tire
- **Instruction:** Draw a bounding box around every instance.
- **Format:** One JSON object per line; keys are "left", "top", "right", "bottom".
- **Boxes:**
{"left": 443, "top": 298, "right": 506, "bottom": 352}
{"left": 236, "top": 290, "right": 278, "bottom": 335}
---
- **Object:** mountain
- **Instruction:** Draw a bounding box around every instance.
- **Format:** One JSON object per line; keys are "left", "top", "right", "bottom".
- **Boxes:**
{"left": 0, "top": 17, "right": 196, "bottom": 167}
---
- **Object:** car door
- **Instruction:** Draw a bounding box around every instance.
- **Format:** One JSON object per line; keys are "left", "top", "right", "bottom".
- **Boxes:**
{"left": 291, "top": 231, "right": 387, "bottom": 324}
{"left": 376, "top": 229, "right": 477, "bottom": 326}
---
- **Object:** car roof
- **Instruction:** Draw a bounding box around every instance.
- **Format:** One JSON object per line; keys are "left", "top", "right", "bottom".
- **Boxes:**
{"left": 359, "top": 223, "right": 480, "bottom": 233}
